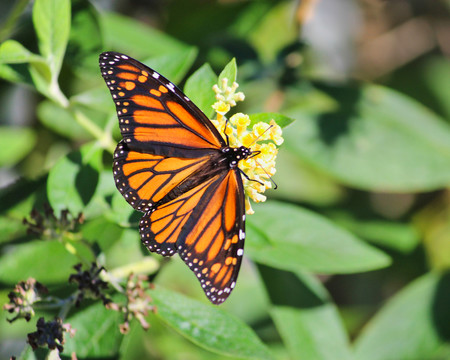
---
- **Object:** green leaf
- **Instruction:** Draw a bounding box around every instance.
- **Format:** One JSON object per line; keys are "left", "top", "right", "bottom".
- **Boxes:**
{"left": 259, "top": 268, "right": 352, "bottom": 360}
{"left": 108, "top": 190, "right": 138, "bottom": 227}
{"left": 0, "top": 217, "right": 25, "bottom": 244}
{"left": 82, "top": 216, "right": 124, "bottom": 252}
{"left": 71, "top": 87, "right": 114, "bottom": 113}
{"left": 0, "top": 63, "right": 26, "bottom": 83}
{"left": 47, "top": 143, "right": 103, "bottom": 215}
{"left": 0, "top": 176, "right": 47, "bottom": 216}
{"left": 268, "top": 147, "right": 344, "bottom": 206}
{"left": 62, "top": 299, "right": 123, "bottom": 357}
{"left": 329, "top": 211, "right": 420, "bottom": 253}
{"left": 218, "top": 58, "right": 237, "bottom": 84}
{"left": 81, "top": 169, "right": 117, "bottom": 219}
{"left": 284, "top": 84, "right": 450, "bottom": 191}
{"left": 144, "top": 47, "right": 198, "bottom": 84}
{"left": 184, "top": 63, "right": 217, "bottom": 117}
{"left": 247, "top": 2, "right": 297, "bottom": 62}
{"left": 28, "top": 60, "right": 53, "bottom": 98}
{"left": 354, "top": 272, "right": 450, "bottom": 360}
{"left": 37, "top": 101, "right": 92, "bottom": 140}
{"left": 32, "top": 0, "right": 70, "bottom": 77}
{"left": 422, "top": 57, "right": 450, "bottom": 121}
{"left": 101, "top": 12, "right": 191, "bottom": 58}
{"left": 0, "top": 127, "right": 36, "bottom": 167}
{"left": 65, "top": 0, "right": 102, "bottom": 72}
{"left": 151, "top": 287, "right": 273, "bottom": 360}
{"left": 0, "top": 241, "right": 79, "bottom": 283}
{"left": 0, "top": 40, "right": 41, "bottom": 64}
{"left": 249, "top": 112, "right": 295, "bottom": 128}
{"left": 0, "top": 41, "right": 46, "bottom": 85}
{"left": 247, "top": 201, "right": 391, "bottom": 274}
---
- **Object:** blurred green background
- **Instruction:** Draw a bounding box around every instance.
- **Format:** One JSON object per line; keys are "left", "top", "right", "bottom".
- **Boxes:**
{"left": 0, "top": 0, "right": 449, "bottom": 359}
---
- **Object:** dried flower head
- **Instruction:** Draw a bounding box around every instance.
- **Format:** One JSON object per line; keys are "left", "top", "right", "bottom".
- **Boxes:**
{"left": 27, "top": 317, "right": 75, "bottom": 353}
{"left": 23, "top": 203, "right": 84, "bottom": 239}
{"left": 3, "top": 278, "right": 48, "bottom": 322}
{"left": 106, "top": 274, "right": 155, "bottom": 334}
{"left": 69, "top": 263, "right": 110, "bottom": 306}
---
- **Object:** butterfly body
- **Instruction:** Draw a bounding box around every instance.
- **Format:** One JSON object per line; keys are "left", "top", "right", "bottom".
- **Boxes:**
{"left": 100, "top": 52, "right": 248, "bottom": 304}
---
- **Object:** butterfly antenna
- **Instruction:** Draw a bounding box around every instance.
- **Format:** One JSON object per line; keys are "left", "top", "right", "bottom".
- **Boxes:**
{"left": 238, "top": 168, "right": 264, "bottom": 186}
{"left": 223, "top": 118, "right": 230, "bottom": 146}
{"left": 248, "top": 125, "right": 274, "bottom": 148}
{"left": 253, "top": 158, "right": 278, "bottom": 190}
{"left": 247, "top": 124, "right": 278, "bottom": 190}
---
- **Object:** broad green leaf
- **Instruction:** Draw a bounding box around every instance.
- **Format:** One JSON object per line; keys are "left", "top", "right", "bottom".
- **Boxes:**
{"left": 47, "top": 143, "right": 103, "bottom": 215}
{"left": 218, "top": 58, "right": 237, "bottom": 84}
{"left": 32, "top": 0, "right": 70, "bottom": 76}
{"left": 259, "top": 268, "right": 352, "bottom": 360}
{"left": 422, "top": 57, "right": 450, "bottom": 121}
{"left": 284, "top": 84, "right": 450, "bottom": 191}
{"left": 37, "top": 101, "right": 92, "bottom": 140}
{"left": 63, "top": 299, "right": 123, "bottom": 357}
{"left": 100, "top": 12, "right": 191, "bottom": 58}
{"left": 268, "top": 147, "right": 344, "bottom": 206}
{"left": 151, "top": 287, "right": 273, "bottom": 360}
{"left": 108, "top": 190, "right": 139, "bottom": 227}
{"left": 28, "top": 60, "right": 52, "bottom": 99}
{"left": 71, "top": 87, "right": 114, "bottom": 112}
{"left": 0, "top": 63, "right": 26, "bottom": 83}
{"left": 82, "top": 216, "right": 124, "bottom": 252}
{"left": 354, "top": 272, "right": 450, "bottom": 360}
{"left": 0, "top": 127, "right": 36, "bottom": 167}
{"left": 81, "top": 169, "right": 117, "bottom": 219}
{"left": 247, "top": 201, "right": 391, "bottom": 273}
{"left": 329, "top": 211, "right": 420, "bottom": 253}
{"left": 0, "top": 241, "right": 80, "bottom": 283}
{"left": 184, "top": 63, "right": 217, "bottom": 117}
{"left": 65, "top": 0, "right": 102, "bottom": 72}
{"left": 16, "top": 347, "right": 41, "bottom": 360}
{"left": 249, "top": 112, "right": 295, "bottom": 128}
{"left": 0, "top": 40, "right": 41, "bottom": 64}
{"left": 248, "top": 2, "right": 297, "bottom": 62}
{"left": 0, "top": 44, "right": 45, "bottom": 84}
{"left": 144, "top": 47, "right": 198, "bottom": 84}
{"left": 0, "top": 176, "right": 47, "bottom": 216}
{"left": 0, "top": 217, "right": 25, "bottom": 244}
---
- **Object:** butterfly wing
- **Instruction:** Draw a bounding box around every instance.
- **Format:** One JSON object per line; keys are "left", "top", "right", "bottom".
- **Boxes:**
{"left": 99, "top": 51, "right": 226, "bottom": 158}
{"left": 100, "top": 52, "right": 246, "bottom": 304}
{"left": 113, "top": 140, "right": 213, "bottom": 212}
{"left": 140, "top": 169, "right": 246, "bottom": 304}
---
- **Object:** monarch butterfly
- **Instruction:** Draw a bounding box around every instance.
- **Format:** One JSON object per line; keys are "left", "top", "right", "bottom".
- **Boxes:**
{"left": 99, "top": 52, "right": 253, "bottom": 304}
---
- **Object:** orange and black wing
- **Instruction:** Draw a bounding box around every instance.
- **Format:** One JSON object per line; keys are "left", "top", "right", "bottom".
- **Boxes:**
{"left": 113, "top": 140, "right": 212, "bottom": 212}
{"left": 100, "top": 52, "right": 246, "bottom": 304}
{"left": 99, "top": 52, "right": 225, "bottom": 158}
{"left": 139, "top": 169, "right": 246, "bottom": 304}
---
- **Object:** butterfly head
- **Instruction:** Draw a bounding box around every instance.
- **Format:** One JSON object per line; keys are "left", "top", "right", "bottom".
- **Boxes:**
{"left": 221, "top": 146, "right": 251, "bottom": 168}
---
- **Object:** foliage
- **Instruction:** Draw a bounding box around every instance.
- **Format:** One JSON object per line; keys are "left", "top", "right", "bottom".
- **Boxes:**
{"left": 0, "top": 0, "right": 449, "bottom": 359}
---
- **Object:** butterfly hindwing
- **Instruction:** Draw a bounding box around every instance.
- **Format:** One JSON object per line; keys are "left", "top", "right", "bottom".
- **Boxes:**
{"left": 113, "top": 140, "right": 212, "bottom": 211}
{"left": 140, "top": 170, "right": 245, "bottom": 304}
{"left": 100, "top": 52, "right": 225, "bottom": 158}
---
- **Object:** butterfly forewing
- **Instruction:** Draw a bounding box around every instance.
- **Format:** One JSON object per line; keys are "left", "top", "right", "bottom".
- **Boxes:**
{"left": 100, "top": 52, "right": 247, "bottom": 304}
{"left": 99, "top": 52, "right": 225, "bottom": 158}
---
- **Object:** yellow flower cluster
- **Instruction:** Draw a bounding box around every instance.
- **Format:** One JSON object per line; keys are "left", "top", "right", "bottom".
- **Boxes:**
{"left": 211, "top": 78, "right": 283, "bottom": 214}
